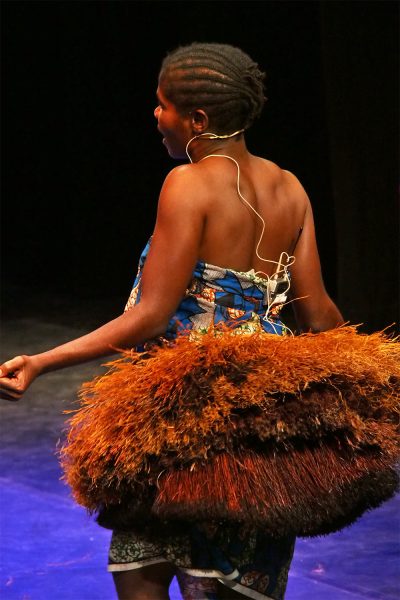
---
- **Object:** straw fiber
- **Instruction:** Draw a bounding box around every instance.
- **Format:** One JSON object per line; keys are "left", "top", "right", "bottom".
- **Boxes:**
{"left": 60, "top": 325, "right": 400, "bottom": 537}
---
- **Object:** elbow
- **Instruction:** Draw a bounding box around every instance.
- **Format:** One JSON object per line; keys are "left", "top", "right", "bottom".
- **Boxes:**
{"left": 151, "top": 318, "right": 170, "bottom": 338}
{"left": 135, "top": 304, "right": 172, "bottom": 339}
{"left": 294, "top": 297, "right": 344, "bottom": 333}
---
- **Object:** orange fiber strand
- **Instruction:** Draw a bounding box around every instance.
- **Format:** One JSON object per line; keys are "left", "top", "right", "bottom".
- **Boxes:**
{"left": 59, "top": 325, "right": 400, "bottom": 536}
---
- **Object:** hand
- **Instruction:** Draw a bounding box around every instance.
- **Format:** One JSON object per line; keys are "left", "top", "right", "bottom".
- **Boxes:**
{"left": 0, "top": 355, "right": 41, "bottom": 401}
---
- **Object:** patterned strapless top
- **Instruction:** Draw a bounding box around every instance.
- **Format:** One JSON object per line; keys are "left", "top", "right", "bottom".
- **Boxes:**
{"left": 125, "top": 238, "right": 291, "bottom": 347}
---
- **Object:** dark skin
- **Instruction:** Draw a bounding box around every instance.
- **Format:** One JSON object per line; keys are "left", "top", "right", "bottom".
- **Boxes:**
{"left": 0, "top": 78, "right": 343, "bottom": 598}
{"left": 113, "top": 566, "right": 246, "bottom": 599}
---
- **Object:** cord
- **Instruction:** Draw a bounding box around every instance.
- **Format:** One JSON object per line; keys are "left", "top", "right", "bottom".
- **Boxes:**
{"left": 185, "top": 132, "right": 296, "bottom": 333}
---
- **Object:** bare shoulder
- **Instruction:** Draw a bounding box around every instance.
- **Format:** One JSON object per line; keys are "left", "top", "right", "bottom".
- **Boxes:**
{"left": 160, "top": 164, "right": 209, "bottom": 202}
{"left": 162, "top": 163, "right": 209, "bottom": 188}
{"left": 281, "top": 168, "right": 309, "bottom": 197}
{"left": 256, "top": 157, "right": 307, "bottom": 192}
{"left": 255, "top": 157, "right": 310, "bottom": 209}
{"left": 156, "top": 163, "right": 210, "bottom": 220}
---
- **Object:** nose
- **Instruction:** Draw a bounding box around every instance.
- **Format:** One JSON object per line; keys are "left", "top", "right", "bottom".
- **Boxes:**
{"left": 154, "top": 105, "right": 160, "bottom": 119}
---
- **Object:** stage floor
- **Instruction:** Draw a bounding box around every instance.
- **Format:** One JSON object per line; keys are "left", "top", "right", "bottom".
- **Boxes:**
{"left": 1, "top": 314, "right": 399, "bottom": 600}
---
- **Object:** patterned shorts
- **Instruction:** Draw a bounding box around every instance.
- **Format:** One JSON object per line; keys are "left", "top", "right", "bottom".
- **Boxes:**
{"left": 108, "top": 522, "right": 295, "bottom": 600}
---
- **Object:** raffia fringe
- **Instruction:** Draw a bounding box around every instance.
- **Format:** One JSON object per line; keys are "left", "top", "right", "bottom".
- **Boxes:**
{"left": 60, "top": 324, "right": 400, "bottom": 536}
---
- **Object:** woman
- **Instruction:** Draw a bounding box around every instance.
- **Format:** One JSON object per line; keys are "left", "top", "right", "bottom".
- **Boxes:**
{"left": 2, "top": 43, "right": 396, "bottom": 600}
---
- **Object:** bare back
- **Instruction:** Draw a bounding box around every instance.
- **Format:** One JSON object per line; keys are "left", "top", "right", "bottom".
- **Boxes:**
{"left": 194, "top": 154, "right": 307, "bottom": 275}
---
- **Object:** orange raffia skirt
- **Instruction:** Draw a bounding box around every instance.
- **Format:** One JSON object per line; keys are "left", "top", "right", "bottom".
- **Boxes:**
{"left": 60, "top": 324, "right": 400, "bottom": 538}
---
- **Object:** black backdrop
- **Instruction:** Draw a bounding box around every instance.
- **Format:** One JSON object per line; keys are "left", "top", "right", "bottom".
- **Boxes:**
{"left": 2, "top": 1, "right": 399, "bottom": 332}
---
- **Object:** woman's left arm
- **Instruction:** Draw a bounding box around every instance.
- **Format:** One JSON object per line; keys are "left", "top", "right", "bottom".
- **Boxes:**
{"left": 0, "top": 166, "right": 206, "bottom": 400}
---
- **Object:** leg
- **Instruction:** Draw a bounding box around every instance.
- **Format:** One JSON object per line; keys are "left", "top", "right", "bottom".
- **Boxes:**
{"left": 112, "top": 562, "right": 176, "bottom": 600}
{"left": 176, "top": 570, "right": 219, "bottom": 599}
{"left": 216, "top": 581, "right": 247, "bottom": 599}
{"left": 176, "top": 571, "right": 247, "bottom": 599}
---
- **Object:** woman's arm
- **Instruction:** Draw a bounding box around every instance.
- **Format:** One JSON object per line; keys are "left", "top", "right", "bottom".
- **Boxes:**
{"left": 288, "top": 176, "right": 344, "bottom": 332}
{"left": 0, "top": 165, "right": 207, "bottom": 400}
{"left": 0, "top": 304, "right": 169, "bottom": 400}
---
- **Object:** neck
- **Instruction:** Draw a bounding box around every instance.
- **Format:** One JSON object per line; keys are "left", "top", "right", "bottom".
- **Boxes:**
{"left": 186, "top": 131, "right": 247, "bottom": 163}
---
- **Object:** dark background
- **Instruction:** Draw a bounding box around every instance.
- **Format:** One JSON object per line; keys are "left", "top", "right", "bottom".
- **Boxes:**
{"left": 2, "top": 0, "right": 399, "bottom": 332}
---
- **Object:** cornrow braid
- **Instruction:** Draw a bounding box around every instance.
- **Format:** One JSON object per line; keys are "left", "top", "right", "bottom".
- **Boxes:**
{"left": 159, "top": 42, "right": 267, "bottom": 134}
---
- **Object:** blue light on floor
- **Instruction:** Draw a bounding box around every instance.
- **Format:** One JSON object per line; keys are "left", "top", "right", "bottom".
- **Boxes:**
{"left": 1, "top": 318, "right": 399, "bottom": 599}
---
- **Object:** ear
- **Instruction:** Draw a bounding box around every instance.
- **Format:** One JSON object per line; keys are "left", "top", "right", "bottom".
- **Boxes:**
{"left": 190, "top": 109, "right": 209, "bottom": 134}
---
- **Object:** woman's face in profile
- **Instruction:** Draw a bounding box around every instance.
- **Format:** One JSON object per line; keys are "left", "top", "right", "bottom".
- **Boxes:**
{"left": 154, "top": 83, "right": 191, "bottom": 159}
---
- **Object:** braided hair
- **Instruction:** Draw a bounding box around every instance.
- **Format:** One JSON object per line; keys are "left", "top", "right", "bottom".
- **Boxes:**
{"left": 159, "top": 42, "right": 266, "bottom": 134}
